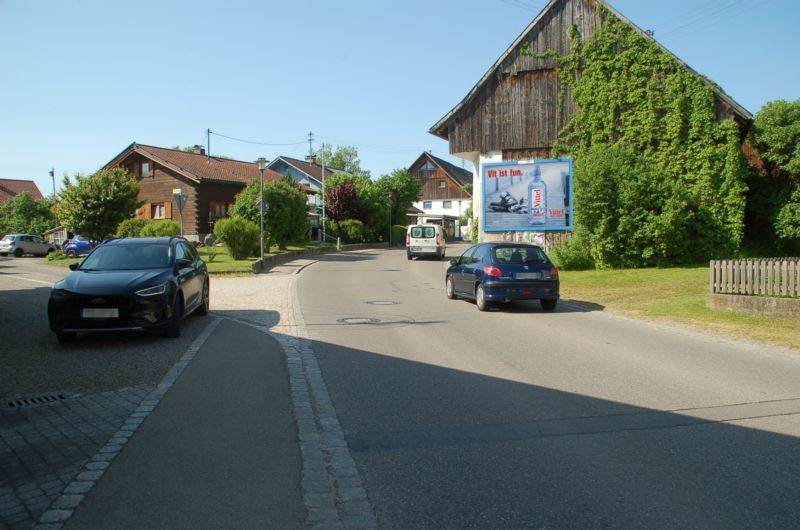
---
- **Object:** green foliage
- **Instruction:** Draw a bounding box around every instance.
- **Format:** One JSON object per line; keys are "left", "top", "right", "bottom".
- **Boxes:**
{"left": 324, "top": 173, "right": 388, "bottom": 242}
{"left": 747, "top": 99, "right": 800, "bottom": 248}
{"left": 231, "top": 179, "right": 309, "bottom": 250}
{"left": 116, "top": 218, "right": 149, "bottom": 238}
{"left": 376, "top": 168, "right": 423, "bottom": 228}
{"left": 213, "top": 216, "right": 259, "bottom": 260}
{"left": 749, "top": 99, "right": 800, "bottom": 179}
{"left": 317, "top": 145, "right": 369, "bottom": 177}
{"left": 139, "top": 220, "right": 181, "bottom": 237}
{"left": 549, "top": 229, "right": 595, "bottom": 270}
{"left": 471, "top": 217, "right": 479, "bottom": 243}
{"left": 0, "top": 192, "right": 56, "bottom": 237}
{"left": 53, "top": 168, "right": 142, "bottom": 240}
{"left": 329, "top": 219, "right": 365, "bottom": 243}
{"left": 391, "top": 224, "right": 407, "bottom": 246}
{"left": 548, "top": 9, "right": 749, "bottom": 266}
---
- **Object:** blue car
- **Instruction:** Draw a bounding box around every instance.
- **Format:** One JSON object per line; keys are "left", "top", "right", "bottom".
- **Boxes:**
{"left": 445, "top": 242, "right": 560, "bottom": 311}
{"left": 63, "top": 235, "right": 94, "bottom": 258}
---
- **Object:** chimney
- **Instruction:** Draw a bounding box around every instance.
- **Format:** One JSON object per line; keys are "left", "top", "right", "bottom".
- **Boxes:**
{"left": 305, "top": 154, "right": 317, "bottom": 165}
{"left": 192, "top": 145, "right": 206, "bottom": 155}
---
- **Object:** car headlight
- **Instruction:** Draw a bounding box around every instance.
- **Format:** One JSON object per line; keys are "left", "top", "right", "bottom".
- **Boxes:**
{"left": 135, "top": 283, "right": 169, "bottom": 297}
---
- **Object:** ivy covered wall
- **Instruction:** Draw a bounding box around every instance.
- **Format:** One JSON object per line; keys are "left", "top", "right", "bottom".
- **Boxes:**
{"left": 549, "top": 7, "right": 749, "bottom": 268}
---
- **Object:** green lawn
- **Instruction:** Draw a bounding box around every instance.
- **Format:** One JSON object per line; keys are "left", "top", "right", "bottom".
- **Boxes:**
{"left": 560, "top": 267, "right": 800, "bottom": 351}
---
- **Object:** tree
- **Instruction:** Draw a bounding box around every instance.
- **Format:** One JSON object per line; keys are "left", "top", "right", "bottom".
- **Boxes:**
{"left": 0, "top": 192, "right": 56, "bottom": 236}
{"left": 317, "top": 145, "right": 370, "bottom": 177}
{"left": 748, "top": 99, "right": 800, "bottom": 249}
{"left": 325, "top": 179, "right": 364, "bottom": 222}
{"left": 324, "top": 173, "right": 387, "bottom": 241}
{"left": 230, "top": 179, "right": 309, "bottom": 250}
{"left": 376, "top": 169, "right": 422, "bottom": 227}
{"left": 53, "top": 168, "right": 142, "bottom": 241}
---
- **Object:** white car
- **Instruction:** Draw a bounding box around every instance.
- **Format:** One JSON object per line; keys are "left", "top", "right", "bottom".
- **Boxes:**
{"left": 406, "top": 224, "right": 446, "bottom": 260}
{"left": 0, "top": 234, "right": 56, "bottom": 257}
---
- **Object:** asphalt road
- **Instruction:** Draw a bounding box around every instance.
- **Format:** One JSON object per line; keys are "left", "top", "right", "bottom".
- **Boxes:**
{"left": 0, "top": 256, "right": 209, "bottom": 403}
{"left": 298, "top": 244, "right": 800, "bottom": 528}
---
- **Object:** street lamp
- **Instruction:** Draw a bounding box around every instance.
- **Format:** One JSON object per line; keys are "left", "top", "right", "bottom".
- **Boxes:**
{"left": 257, "top": 157, "right": 267, "bottom": 262}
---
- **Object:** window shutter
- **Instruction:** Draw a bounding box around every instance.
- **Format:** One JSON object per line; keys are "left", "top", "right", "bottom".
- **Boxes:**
{"left": 165, "top": 201, "right": 172, "bottom": 219}
{"left": 144, "top": 204, "right": 152, "bottom": 219}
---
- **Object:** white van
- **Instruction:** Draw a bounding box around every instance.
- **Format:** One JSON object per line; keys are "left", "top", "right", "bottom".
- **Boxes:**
{"left": 406, "top": 224, "right": 446, "bottom": 260}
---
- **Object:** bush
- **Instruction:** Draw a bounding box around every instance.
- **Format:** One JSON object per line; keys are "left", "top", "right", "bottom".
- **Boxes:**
{"left": 140, "top": 220, "right": 181, "bottom": 237}
{"left": 116, "top": 218, "right": 149, "bottom": 238}
{"left": 213, "top": 216, "right": 259, "bottom": 260}
{"left": 550, "top": 233, "right": 596, "bottom": 271}
{"left": 336, "top": 219, "right": 365, "bottom": 243}
{"left": 391, "top": 224, "right": 406, "bottom": 246}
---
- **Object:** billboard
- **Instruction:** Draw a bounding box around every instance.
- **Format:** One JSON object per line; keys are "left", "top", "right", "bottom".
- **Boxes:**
{"left": 482, "top": 158, "right": 573, "bottom": 232}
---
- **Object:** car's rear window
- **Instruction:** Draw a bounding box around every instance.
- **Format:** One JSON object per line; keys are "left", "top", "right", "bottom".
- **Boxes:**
{"left": 410, "top": 226, "right": 436, "bottom": 238}
{"left": 80, "top": 244, "right": 172, "bottom": 270}
{"left": 493, "top": 246, "right": 548, "bottom": 264}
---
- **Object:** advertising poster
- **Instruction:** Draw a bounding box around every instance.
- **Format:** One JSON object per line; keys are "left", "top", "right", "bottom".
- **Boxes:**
{"left": 482, "top": 158, "right": 573, "bottom": 232}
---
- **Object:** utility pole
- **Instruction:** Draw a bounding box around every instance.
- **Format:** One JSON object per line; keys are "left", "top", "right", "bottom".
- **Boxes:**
{"left": 49, "top": 168, "right": 55, "bottom": 197}
{"left": 308, "top": 131, "right": 314, "bottom": 157}
{"left": 321, "top": 142, "right": 326, "bottom": 244}
{"left": 207, "top": 128, "right": 211, "bottom": 159}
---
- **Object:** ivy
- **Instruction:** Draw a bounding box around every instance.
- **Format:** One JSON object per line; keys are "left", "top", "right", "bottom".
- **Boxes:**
{"left": 545, "top": 6, "right": 748, "bottom": 267}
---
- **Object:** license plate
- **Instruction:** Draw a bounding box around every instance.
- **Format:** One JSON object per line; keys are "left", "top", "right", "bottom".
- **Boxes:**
{"left": 516, "top": 272, "right": 541, "bottom": 279}
{"left": 410, "top": 247, "right": 422, "bottom": 252}
{"left": 81, "top": 308, "right": 118, "bottom": 319}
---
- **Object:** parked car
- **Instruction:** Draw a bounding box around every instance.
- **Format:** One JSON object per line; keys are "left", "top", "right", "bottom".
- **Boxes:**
{"left": 406, "top": 224, "right": 446, "bottom": 260}
{"left": 0, "top": 234, "right": 55, "bottom": 257}
{"left": 445, "top": 242, "right": 559, "bottom": 311}
{"left": 63, "top": 235, "right": 94, "bottom": 258}
{"left": 48, "top": 236, "right": 209, "bottom": 342}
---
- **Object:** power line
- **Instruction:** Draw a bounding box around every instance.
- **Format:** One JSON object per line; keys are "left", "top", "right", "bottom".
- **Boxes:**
{"left": 209, "top": 130, "right": 307, "bottom": 147}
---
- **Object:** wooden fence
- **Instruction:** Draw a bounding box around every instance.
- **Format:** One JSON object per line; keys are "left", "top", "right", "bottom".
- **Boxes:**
{"left": 710, "top": 258, "right": 800, "bottom": 298}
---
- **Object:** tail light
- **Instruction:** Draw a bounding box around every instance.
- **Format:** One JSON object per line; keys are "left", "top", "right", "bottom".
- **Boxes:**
{"left": 483, "top": 266, "right": 502, "bottom": 278}
{"left": 406, "top": 233, "right": 410, "bottom": 245}
{"left": 549, "top": 266, "right": 559, "bottom": 279}
{"left": 435, "top": 233, "right": 440, "bottom": 245}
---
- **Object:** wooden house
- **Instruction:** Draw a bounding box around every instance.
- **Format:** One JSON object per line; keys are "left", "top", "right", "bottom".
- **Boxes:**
{"left": 104, "top": 143, "right": 284, "bottom": 241}
{"left": 407, "top": 152, "right": 473, "bottom": 239}
{"left": 429, "top": 0, "right": 752, "bottom": 242}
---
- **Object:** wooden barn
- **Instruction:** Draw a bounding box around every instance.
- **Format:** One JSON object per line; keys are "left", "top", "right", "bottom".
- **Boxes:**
{"left": 429, "top": 0, "right": 752, "bottom": 243}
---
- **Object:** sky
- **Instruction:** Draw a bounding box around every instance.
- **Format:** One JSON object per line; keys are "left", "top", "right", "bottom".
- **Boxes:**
{"left": 1, "top": 0, "right": 798, "bottom": 197}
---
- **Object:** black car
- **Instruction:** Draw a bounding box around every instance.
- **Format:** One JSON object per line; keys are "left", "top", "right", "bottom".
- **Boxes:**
{"left": 48, "top": 236, "right": 209, "bottom": 341}
{"left": 445, "top": 242, "right": 559, "bottom": 311}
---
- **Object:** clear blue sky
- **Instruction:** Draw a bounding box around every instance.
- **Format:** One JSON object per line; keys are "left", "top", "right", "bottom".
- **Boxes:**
{"left": 1, "top": 0, "right": 797, "bottom": 197}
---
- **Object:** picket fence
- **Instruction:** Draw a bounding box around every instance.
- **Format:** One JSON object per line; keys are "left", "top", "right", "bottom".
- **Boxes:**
{"left": 710, "top": 258, "right": 800, "bottom": 298}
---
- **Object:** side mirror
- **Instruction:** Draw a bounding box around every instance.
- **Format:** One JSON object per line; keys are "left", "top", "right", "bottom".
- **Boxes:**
{"left": 449, "top": 258, "right": 458, "bottom": 266}
{"left": 176, "top": 258, "right": 193, "bottom": 268}
{"left": 69, "top": 263, "right": 79, "bottom": 271}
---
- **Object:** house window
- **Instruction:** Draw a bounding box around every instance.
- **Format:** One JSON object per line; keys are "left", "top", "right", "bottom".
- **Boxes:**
{"left": 443, "top": 200, "right": 452, "bottom": 209}
{"left": 423, "top": 201, "right": 432, "bottom": 209}
{"left": 438, "top": 180, "right": 446, "bottom": 188}
{"left": 420, "top": 161, "right": 436, "bottom": 171}
{"left": 141, "top": 162, "right": 152, "bottom": 177}
{"left": 209, "top": 201, "right": 231, "bottom": 218}
{"left": 152, "top": 203, "right": 166, "bottom": 219}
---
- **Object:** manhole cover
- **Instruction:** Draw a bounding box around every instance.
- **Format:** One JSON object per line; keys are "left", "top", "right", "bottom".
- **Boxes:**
{"left": 337, "top": 317, "right": 382, "bottom": 325}
{"left": 365, "top": 301, "right": 400, "bottom": 306}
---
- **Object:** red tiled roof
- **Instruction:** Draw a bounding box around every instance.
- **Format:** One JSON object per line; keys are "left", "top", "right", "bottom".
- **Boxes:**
{"left": 0, "top": 179, "right": 44, "bottom": 206}
{"left": 105, "top": 143, "right": 284, "bottom": 185}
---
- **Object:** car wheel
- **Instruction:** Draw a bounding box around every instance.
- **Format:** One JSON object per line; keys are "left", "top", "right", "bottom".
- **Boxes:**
{"left": 46, "top": 248, "right": 55, "bottom": 256}
{"left": 164, "top": 295, "right": 183, "bottom": 337}
{"left": 0, "top": 253, "right": 7, "bottom": 257}
{"left": 446, "top": 276, "right": 457, "bottom": 299}
{"left": 476, "top": 284, "right": 491, "bottom": 311}
{"left": 195, "top": 281, "right": 210, "bottom": 316}
{"left": 56, "top": 331, "right": 77, "bottom": 343}
{"left": 66, "top": 249, "right": 76, "bottom": 258}
{"left": 407, "top": 253, "right": 412, "bottom": 260}
{"left": 13, "top": 248, "right": 23, "bottom": 257}
{"left": 541, "top": 299, "right": 557, "bottom": 311}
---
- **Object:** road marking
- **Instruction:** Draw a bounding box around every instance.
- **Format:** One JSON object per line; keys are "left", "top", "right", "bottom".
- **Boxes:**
{"left": 1, "top": 276, "right": 54, "bottom": 286}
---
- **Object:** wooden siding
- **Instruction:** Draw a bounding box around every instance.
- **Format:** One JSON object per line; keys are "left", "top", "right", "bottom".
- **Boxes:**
{"left": 409, "top": 164, "right": 470, "bottom": 201}
{"left": 447, "top": 0, "right": 596, "bottom": 155}
{"left": 126, "top": 154, "right": 248, "bottom": 236}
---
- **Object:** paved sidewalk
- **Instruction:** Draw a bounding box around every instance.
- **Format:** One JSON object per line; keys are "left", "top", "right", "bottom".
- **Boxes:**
{"left": 2, "top": 257, "right": 377, "bottom": 529}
